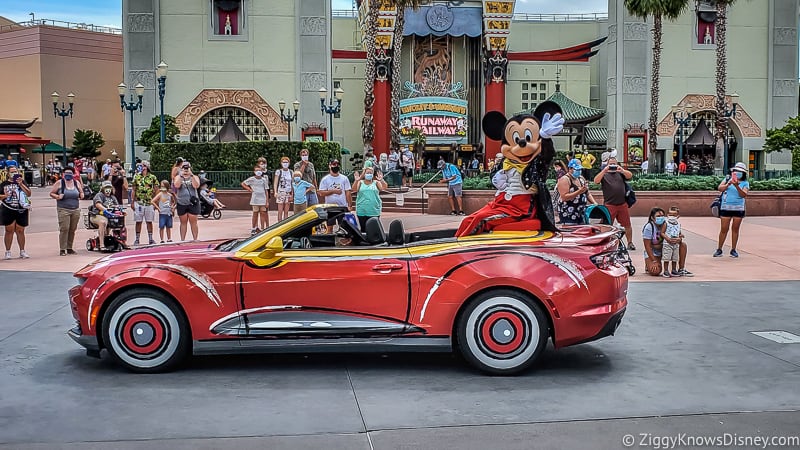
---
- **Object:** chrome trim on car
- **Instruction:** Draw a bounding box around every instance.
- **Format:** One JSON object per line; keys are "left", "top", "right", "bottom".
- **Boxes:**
{"left": 193, "top": 337, "right": 452, "bottom": 355}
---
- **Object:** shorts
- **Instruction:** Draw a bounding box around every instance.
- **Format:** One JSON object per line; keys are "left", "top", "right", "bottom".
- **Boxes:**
{"left": 0, "top": 205, "right": 29, "bottom": 227}
{"left": 448, "top": 183, "right": 463, "bottom": 197}
{"left": 719, "top": 209, "right": 746, "bottom": 218}
{"left": 176, "top": 203, "right": 200, "bottom": 216}
{"left": 133, "top": 202, "right": 155, "bottom": 222}
{"left": 662, "top": 242, "right": 680, "bottom": 262}
{"left": 159, "top": 214, "right": 173, "bottom": 229}
{"left": 307, "top": 191, "right": 319, "bottom": 206}
{"left": 276, "top": 191, "right": 291, "bottom": 204}
{"left": 91, "top": 214, "right": 108, "bottom": 227}
{"left": 251, "top": 205, "right": 268, "bottom": 212}
{"left": 604, "top": 202, "right": 631, "bottom": 228}
{"left": 293, "top": 202, "right": 307, "bottom": 213}
{"left": 404, "top": 168, "right": 414, "bottom": 178}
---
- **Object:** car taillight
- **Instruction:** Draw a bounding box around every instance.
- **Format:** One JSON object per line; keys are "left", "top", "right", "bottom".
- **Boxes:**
{"left": 590, "top": 251, "right": 620, "bottom": 270}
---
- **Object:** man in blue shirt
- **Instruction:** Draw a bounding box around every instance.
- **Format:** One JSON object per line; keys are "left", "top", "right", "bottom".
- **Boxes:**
{"left": 438, "top": 160, "right": 464, "bottom": 215}
{"left": 4, "top": 154, "right": 19, "bottom": 169}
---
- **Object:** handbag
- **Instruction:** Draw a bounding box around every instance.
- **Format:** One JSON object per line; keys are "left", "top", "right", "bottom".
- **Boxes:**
{"left": 624, "top": 181, "right": 637, "bottom": 208}
{"left": 710, "top": 193, "right": 723, "bottom": 218}
{"left": 189, "top": 195, "right": 199, "bottom": 207}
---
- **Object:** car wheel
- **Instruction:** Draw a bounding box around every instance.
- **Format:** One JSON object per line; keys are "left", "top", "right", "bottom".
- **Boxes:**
{"left": 457, "top": 289, "right": 549, "bottom": 375}
{"left": 86, "top": 239, "right": 94, "bottom": 251}
{"left": 212, "top": 209, "right": 222, "bottom": 220}
{"left": 101, "top": 288, "right": 190, "bottom": 373}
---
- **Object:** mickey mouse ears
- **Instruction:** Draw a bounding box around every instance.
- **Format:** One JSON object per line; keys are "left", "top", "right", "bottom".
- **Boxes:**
{"left": 532, "top": 101, "right": 562, "bottom": 120}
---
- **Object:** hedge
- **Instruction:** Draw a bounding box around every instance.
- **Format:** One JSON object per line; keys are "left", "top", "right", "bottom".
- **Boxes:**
{"left": 148, "top": 141, "right": 341, "bottom": 172}
{"left": 461, "top": 175, "right": 800, "bottom": 191}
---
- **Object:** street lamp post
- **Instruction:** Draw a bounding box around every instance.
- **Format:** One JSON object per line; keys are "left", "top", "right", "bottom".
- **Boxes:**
{"left": 118, "top": 82, "right": 145, "bottom": 167}
{"left": 672, "top": 105, "right": 692, "bottom": 171}
{"left": 720, "top": 93, "right": 739, "bottom": 172}
{"left": 278, "top": 99, "right": 300, "bottom": 141}
{"left": 51, "top": 91, "right": 75, "bottom": 167}
{"left": 156, "top": 61, "right": 168, "bottom": 143}
{"left": 319, "top": 87, "right": 344, "bottom": 141}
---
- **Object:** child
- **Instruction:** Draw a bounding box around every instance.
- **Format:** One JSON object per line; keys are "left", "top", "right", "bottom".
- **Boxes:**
{"left": 199, "top": 181, "right": 225, "bottom": 210}
{"left": 151, "top": 180, "right": 177, "bottom": 243}
{"left": 241, "top": 166, "right": 270, "bottom": 235}
{"left": 291, "top": 170, "right": 315, "bottom": 214}
{"left": 273, "top": 156, "right": 293, "bottom": 221}
{"left": 660, "top": 206, "right": 683, "bottom": 277}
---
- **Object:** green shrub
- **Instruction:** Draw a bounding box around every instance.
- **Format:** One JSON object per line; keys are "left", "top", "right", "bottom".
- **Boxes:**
{"left": 149, "top": 141, "right": 341, "bottom": 172}
{"left": 462, "top": 174, "right": 800, "bottom": 191}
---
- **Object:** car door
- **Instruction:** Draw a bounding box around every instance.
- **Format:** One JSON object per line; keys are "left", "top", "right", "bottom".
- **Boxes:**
{"left": 239, "top": 245, "right": 414, "bottom": 337}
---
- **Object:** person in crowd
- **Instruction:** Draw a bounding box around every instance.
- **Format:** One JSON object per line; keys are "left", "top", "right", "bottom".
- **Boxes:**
{"left": 1, "top": 166, "right": 32, "bottom": 259}
{"left": 352, "top": 166, "right": 387, "bottom": 231}
{"left": 379, "top": 153, "right": 389, "bottom": 174}
{"left": 641, "top": 159, "right": 649, "bottom": 175}
{"left": 714, "top": 162, "right": 750, "bottom": 258}
{"left": 579, "top": 149, "right": 596, "bottom": 179}
{"left": 49, "top": 166, "right": 84, "bottom": 255}
{"left": 363, "top": 150, "right": 377, "bottom": 170}
{"left": 241, "top": 165, "right": 270, "bottom": 235}
{"left": 294, "top": 148, "right": 318, "bottom": 206}
{"left": 291, "top": 170, "right": 315, "bottom": 214}
{"left": 557, "top": 159, "right": 596, "bottom": 225}
{"left": 273, "top": 156, "right": 293, "bottom": 222}
{"left": 131, "top": 161, "right": 159, "bottom": 245}
{"left": 256, "top": 156, "right": 268, "bottom": 174}
{"left": 199, "top": 180, "right": 225, "bottom": 210}
{"left": 600, "top": 148, "right": 613, "bottom": 171}
{"left": 317, "top": 159, "right": 352, "bottom": 233}
{"left": 110, "top": 161, "right": 128, "bottom": 205}
{"left": 401, "top": 146, "right": 414, "bottom": 188}
{"left": 665, "top": 159, "right": 677, "bottom": 175}
{"left": 489, "top": 152, "right": 504, "bottom": 175}
{"left": 73, "top": 157, "right": 83, "bottom": 178}
{"left": 553, "top": 160, "right": 567, "bottom": 179}
{"left": 387, "top": 147, "right": 400, "bottom": 186}
{"left": 4, "top": 154, "right": 19, "bottom": 169}
{"left": 438, "top": 159, "right": 464, "bottom": 216}
{"left": 172, "top": 161, "right": 200, "bottom": 241}
{"left": 660, "top": 206, "right": 684, "bottom": 277}
{"left": 170, "top": 157, "right": 185, "bottom": 183}
{"left": 641, "top": 206, "right": 693, "bottom": 277}
{"left": 594, "top": 156, "right": 636, "bottom": 250}
{"left": 151, "top": 180, "right": 177, "bottom": 243}
{"left": 84, "top": 158, "right": 95, "bottom": 182}
{"left": 90, "top": 181, "right": 124, "bottom": 250}
{"left": 678, "top": 159, "right": 687, "bottom": 175}
{"left": 470, "top": 156, "right": 480, "bottom": 177}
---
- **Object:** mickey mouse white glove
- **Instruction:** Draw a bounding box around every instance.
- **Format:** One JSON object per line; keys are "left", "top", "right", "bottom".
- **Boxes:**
{"left": 539, "top": 112, "right": 565, "bottom": 139}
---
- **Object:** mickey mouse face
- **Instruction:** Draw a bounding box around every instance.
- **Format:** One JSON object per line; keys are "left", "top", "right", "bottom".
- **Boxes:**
{"left": 501, "top": 115, "right": 542, "bottom": 164}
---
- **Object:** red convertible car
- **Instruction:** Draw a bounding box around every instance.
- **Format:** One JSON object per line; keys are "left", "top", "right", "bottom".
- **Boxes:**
{"left": 68, "top": 205, "right": 628, "bottom": 375}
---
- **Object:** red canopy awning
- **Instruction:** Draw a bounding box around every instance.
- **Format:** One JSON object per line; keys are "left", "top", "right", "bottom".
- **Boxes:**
{"left": 0, "top": 133, "right": 50, "bottom": 145}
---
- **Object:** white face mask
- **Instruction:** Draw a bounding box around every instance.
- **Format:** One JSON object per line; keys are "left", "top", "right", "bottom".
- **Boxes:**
{"left": 282, "top": 162, "right": 289, "bottom": 169}
{"left": 301, "top": 155, "right": 309, "bottom": 162}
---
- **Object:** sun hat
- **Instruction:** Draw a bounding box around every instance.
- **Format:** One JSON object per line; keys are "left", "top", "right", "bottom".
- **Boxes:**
{"left": 731, "top": 162, "right": 747, "bottom": 173}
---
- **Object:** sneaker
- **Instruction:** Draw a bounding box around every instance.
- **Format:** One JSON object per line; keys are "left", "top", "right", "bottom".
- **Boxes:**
{"left": 250, "top": 228, "right": 259, "bottom": 236}
{"left": 149, "top": 239, "right": 156, "bottom": 245}
{"left": 450, "top": 211, "right": 458, "bottom": 216}
{"left": 678, "top": 269, "right": 694, "bottom": 277}
{"left": 133, "top": 239, "right": 140, "bottom": 246}
{"left": 661, "top": 271, "right": 671, "bottom": 278}
{"left": 671, "top": 270, "right": 682, "bottom": 277}
{"left": 59, "top": 250, "right": 67, "bottom": 256}
{"left": 730, "top": 249, "right": 739, "bottom": 258}
{"left": 66, "top": 249, "right": 77, "bottom": 255}
{"left": 458, "top": 211, "right": 466, "bottom": 216}
{"left": 3, "top": 251, "right": 11, "bottom": 260}
{"left": 19, "top": 250, "right": 30, "bottom": 259}
{"left": 167, "top": 239, "right": 173, "bottom": 243}
{"left": 713, "top": 249, "right": 723, "bottom": 257}
{"left": 160, "top": 240, "right": 165, "bottom": 244}
{"left": 627, "top": 242, "right": 636, "bottom": 251}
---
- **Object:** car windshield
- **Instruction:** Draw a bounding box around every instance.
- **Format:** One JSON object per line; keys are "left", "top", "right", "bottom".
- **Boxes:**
{"left": 219, "top": 211, "right": 310, "bottom": 252}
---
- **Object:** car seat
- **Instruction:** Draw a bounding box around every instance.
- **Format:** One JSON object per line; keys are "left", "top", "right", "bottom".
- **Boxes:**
{"left": 491, "top": 218, "right": 542, "bottom": 232}
{"left": 388, "top": 219, "right": 405, "bottom": 245}
{"left": 365, "top": 217, "right": 387, "bottom": 245}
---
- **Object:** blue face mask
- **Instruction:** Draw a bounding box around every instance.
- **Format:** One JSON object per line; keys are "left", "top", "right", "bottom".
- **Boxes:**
{"left": 63, "top": 173, "right": 74, "bottom": 181}
{"left": 655, "top": 216, "right": 666, "bottom": 225}
{"left": 365, "top": 173, "right": 374, "bottom": 181}
{"left": 571, "top": 169, "right": 582, "bottom": 178}
{"left": 293, "top": 176, "right": 301, "bottom": 183}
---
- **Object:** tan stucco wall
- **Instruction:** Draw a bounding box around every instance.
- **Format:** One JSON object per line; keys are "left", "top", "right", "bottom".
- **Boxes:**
{"left": 0, "top": 54, "right": 43, "bottom": 124}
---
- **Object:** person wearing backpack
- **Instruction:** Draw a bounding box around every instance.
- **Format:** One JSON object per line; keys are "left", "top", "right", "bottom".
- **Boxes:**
{"left": 593, "top": 156, "right": 636, "bottom": 250}
{"left": 556, "top": 159, "right": 596, "bottom": 225}
{"left": 49, "top": 166, "right": 85, "bottom": 256}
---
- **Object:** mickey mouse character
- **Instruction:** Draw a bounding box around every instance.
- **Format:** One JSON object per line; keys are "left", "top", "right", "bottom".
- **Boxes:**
{"left": 455, "top": 101, "right": 564, "bottom": 236}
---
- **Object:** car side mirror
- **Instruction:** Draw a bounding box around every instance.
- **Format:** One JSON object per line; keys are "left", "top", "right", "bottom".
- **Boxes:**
{"left": 258, "top": 236, "right": 284, "bottom": 259}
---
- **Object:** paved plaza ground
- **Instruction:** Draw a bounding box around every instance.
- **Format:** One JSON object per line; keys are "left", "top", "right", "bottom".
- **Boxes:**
{"left": 1, "top": 188, "right": 799, "bottom": 448}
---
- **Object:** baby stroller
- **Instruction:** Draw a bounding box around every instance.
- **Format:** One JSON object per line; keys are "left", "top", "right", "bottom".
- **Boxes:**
{"left": 200, "top": 179, "right": 222, "bottom": 220}
{"left": 85, "top": 205, "right": 128, "bottom": 252}
{"left": 584, "top": 204, "right": 635, "bottom": 276}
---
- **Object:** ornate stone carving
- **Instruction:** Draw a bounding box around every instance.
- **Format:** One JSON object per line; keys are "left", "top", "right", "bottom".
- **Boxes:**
{"left": 774, "top": 79, "right": 796, "bottom": 97}
{"left": 774, "top": 27, "right": 797, "bottom": 45}
{"left": 427, "top": 5, "right": 454, "bottom": 32}
{"left": 607, "top": 77, "right": 617, "bottom": 95}
{"left": 608, "top": 24, "right": 617, "bottom": 43}
{"left": 301, "top": 72, "right": 326, "bottom": 91}
{"left": 607, "top": 129, "right": 616, "bottom": 145}
{"left": 174, "top": 89, "right": 288, "bottom": 136}
{"left": 129, "top": 70, "right": 155, "bottom": 90}
{"left": 623, "top": 76, "right": 647, "bottom": 94}
{"left": 300, "top": 17, "right": 326, "bottom": 35}
{"left": 374, "top": 49, "right": 392, "bottom": 82}
{"left": 623, "top": 22, "right": 649, "bottom": 41}
{"left": 656, "top": 94, "right": 762, "bottom": 138}
{"left": 484, "top": 50, "right": 507, "bottom": 84}
{"left": 127, "top": 13, "right": 154, "bottom": 33}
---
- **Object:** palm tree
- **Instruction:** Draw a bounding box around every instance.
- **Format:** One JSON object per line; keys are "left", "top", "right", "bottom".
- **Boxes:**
{"left": 624, "top": 0, "right": 689, "bottom": 165}
{"left": 713, "top": 0, "right": 737, "bottom": 168}
{"left": 361, "top": 0, "right": 380, "bottom": 148}
{"left": 389, "top": 1, "right": 421, "bottom": 152}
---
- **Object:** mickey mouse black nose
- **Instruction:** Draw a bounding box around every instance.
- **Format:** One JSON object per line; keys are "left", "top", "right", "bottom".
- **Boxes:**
{"left": 517, "top": 138, "right": 527, "bottom": 147}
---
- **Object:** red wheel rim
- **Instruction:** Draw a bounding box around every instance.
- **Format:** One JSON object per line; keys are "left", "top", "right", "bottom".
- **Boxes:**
{"left": 121, "top": 312, "right": 165, "bottom": 355}
{"left": 479, "top": 310, "right": 525, "bottom": 354}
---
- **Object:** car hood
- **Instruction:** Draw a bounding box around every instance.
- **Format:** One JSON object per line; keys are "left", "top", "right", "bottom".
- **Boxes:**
{"left": 75, "top": 240, "right": 231, "bottom": 276}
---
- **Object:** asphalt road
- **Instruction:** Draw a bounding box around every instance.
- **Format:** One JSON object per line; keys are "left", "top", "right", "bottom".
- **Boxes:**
{"left": 1, "top": 273, "right": 799, "bottom": 449}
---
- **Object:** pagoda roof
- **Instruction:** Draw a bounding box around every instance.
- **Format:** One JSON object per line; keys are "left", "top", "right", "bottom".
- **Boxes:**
{"left": 684, "top": 118, "right": 715, "bottom": 148}
{"left": 546, "top": 86, "right": 605, "bottom": 125}
{"left": 211, "top": 115, "right": 249, "bottom": 142}
{"left": 574, "top": 126, "right": 607, "bottom": 145}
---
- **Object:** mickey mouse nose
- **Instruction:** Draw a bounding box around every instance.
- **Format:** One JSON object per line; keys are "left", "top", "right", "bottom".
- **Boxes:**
{"left": 517, "top": 138, "right": 527, "bottom": 147}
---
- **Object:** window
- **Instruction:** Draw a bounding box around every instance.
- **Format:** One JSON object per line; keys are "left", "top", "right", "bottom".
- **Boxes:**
{"left": 210, "top": 0, "right": 246, "bottom": 40}
{"left": 190, "top": 106, "right": 270, "bottom": 143}
{"left": 520, "top": 81, "right": 550, "bottom": 112}
{"left": 522, "top": 83, "right": 528, "bottom": 90}
{"left": 539, "top": 93, "right": 546, "bottom": 100}
{"left": 539, "top": 83, "right": 546, "bottom": 90}
{"left": 522, "top": 103, "right": 529, "bottom": 110}
{"left": 522, "top": 93, "right": 528, "bottom": 100}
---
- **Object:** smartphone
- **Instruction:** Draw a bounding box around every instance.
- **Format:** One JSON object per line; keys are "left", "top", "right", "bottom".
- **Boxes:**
{"left": 608, "top": 164, "right": 619, "bottom": 171}
{"left": 731, "top": 171, "right": 738, "bottom": 182}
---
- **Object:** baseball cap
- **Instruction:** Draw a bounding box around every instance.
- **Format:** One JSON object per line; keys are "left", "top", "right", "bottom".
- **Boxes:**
{"left": 567, "top": 159, "right": 582, "bottom": 170}
{"left": 329, "top": 159, "right": 340, "bottom": 166}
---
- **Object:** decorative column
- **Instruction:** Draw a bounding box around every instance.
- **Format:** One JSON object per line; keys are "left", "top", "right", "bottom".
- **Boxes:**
{"left": 373, "top": 49, "right": 392, "bottom": 157}
{"left": 482, "top": 0, "right": 514, "bottom": 167}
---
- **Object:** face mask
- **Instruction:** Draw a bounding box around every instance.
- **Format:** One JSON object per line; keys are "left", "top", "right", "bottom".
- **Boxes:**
{"left": 160, "top": 187, "right": 167, "bottom": 192}
{"left": 293, "top": 176, "right": 301, "bottom": 182}
{"left": 103, "top": 189, "right": 112, "bottom": 195}
{"left": 301, "top": 155, "right": 309, "bottom": 162}
{"left": 331, "top": 166, "right": 340, "bottom": 173}
{"left": 259, "top": 163, "right": 266, "bottom": 168}
{"left": 255, "top": 171, "right": 263, "bottom": 177}
{"left": 282, "top": 162, "right": 289, "bottom": 169}
{"left": 667, "top": 215, "right": 677, "bottom": 220}
{"left": 64, "top": 173, "right": 74, "bottom": 181}
{"left": 365, "top": 173, "right": 374, "bottom": 181}
{"left": 572, "top": 169, "right": 582, "bottom": 178}
{"left": 655, "top": 217, "right": 666, "bottom": 225}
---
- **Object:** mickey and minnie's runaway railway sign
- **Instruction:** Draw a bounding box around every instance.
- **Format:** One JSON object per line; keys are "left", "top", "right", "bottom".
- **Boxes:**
{"left": 399, "top": 97, "right": 468, "bottom": 144}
